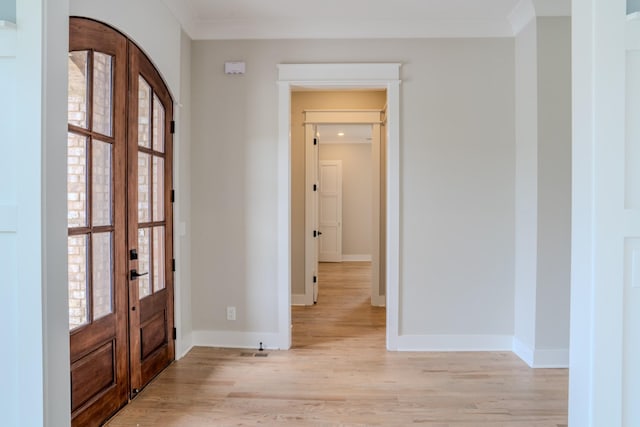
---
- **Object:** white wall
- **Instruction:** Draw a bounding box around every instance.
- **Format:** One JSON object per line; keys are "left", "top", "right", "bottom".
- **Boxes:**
{"left": 0, "top": 20, "right": 19, "bottom": 427}
{"left": 513, "top": 16, "right": 571, "bottom": 368}
{"left": 535, "top": 17, "right": 571, "bottom": 355}
{"left": 190, "top": 38, "right": 516, "bottom": 349}
{"left": 319, "top": 143, "right": 372, "bottom": 258}
{"left": 43, "top": 1, "right": 72, "bottom": 425}
{"left": 1, "top": 0, "right": 71, "bottom": 425}
{"left": 399, "top": 40, "right": 515, "bottom": 342}
{"left": 514, "top": 18, "right": 538, "bottom": 357}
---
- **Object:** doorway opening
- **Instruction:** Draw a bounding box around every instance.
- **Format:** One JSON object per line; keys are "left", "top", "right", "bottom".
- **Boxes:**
{"left": 277, "top": 63, "right": 401, "bottom": 350}
{"left": 301, "top": 115, "right": 387, "bottom": 307}
{"left": 292, "top": 113, "right": 387, "bottom": 348}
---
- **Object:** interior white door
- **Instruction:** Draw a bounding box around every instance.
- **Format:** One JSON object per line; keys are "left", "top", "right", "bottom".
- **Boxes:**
{"left": 305, "top": 124, "right": 320, "bottom": 304}
{"left": 313, "top": 135, "right": 319, "bottom": 303}
{"left": 319, "top": 160, "right": 343, "bottom": 262}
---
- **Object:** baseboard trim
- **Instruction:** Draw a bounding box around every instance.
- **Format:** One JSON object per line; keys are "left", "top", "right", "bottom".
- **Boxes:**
{"left": 291, "top": 294, "right": 309, "bottom": 306}
{"left": 512, "top": 337, "right": 569, "bottom": 368}
{"left": 191, "top": 330, "right": 568, "bottom": 367}
{"left": 371, "top": 294, "right": 386, "bottom": 307}
{"left": 531, "top": 348, "right": 569, "bottom": 368}
{"left": 341, "top": 254, "right": 372, "bottom": 262}
{"left": 397, "top": 334, "right": 513, "bottom": 352}
{"left": 176, "top": 331, "right": 194, "bottom": 360}
{"left": 512, "top": 337, "right": 534, "bottom": 367}
{"left": 192, "top": 330, "right": 283, "bottom": 350}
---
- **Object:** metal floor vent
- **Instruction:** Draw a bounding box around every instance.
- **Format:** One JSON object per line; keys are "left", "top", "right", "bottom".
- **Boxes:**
{"left": 239, "top": 352, "right": 268, "bottom": 358}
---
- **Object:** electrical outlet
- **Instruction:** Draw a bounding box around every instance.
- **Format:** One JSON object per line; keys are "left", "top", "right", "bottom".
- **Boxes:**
{"left": 226, "top": 306, "right": 236, "bottom": 321}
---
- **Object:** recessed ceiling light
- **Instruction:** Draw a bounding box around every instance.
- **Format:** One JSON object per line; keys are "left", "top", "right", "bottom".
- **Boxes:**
{"left": 338, "top": 132, "right": 345, "bottom": 136}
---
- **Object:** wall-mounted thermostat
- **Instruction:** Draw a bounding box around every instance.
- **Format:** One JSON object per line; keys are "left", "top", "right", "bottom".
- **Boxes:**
{"left": 225, "top": 61, "right": 246, "bottom": 75}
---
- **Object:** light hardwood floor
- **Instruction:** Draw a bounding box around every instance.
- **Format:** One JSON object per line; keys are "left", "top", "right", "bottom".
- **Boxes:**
{"left": 106, "top": 262, "right": 568, "bottom": 426}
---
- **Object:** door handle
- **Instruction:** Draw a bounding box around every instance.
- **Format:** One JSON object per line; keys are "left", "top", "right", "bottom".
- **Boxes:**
{"left": 130, "top": 269, "right": 149, "bottom": 280}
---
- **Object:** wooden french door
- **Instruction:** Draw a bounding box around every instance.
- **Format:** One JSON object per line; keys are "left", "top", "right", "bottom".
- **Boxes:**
{"left": 67, "top": 18, "right": 174, "bottom": 426}
{"left": 126, "top": 41, "right": 175, "bottom": 395}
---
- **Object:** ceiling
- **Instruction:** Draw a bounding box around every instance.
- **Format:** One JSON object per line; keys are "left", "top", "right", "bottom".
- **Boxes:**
{"left": 162, "top": 0, "right": 570, "bottom": 40}
{"left": 317, "top": 124, "right": 372, "bottom": 144}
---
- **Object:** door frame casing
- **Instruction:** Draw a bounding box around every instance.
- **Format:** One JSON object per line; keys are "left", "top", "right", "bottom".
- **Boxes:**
{"left": 277, "top": 63, "right": 401, "bottom": 350}
{"left": 304, "top": 111, "right": 384, "bottom": 307}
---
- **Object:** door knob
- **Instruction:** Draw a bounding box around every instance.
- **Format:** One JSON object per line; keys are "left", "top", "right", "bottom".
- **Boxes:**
{"left": 130, "top": 269, "right": 149, "bottom": 280}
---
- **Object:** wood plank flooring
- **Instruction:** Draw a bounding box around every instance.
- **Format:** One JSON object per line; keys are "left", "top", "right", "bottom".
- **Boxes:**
{"left": 106, "top": 262, "right": 568, "bottom": 426}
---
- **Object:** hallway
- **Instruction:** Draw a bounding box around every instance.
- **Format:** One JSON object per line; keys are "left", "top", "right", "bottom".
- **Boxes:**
{"left": 106, "top": 262, "right": 568, "bottom": 426}
{"left": 292, "top": 262, "right": 385, "bottom": 350}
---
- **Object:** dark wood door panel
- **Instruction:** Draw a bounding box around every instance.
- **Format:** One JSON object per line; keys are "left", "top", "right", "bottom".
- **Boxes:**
{"left": 140, "top": 311, "right": 167, "bottom": 359}
{"left": 70, "top": 315, "right": 116, "bottom": 361}
{"left": 139, "top": 290, "right": 168, "bottom": 322}
{"left": 71, "top": 340, "right": 116, "bottom": 412}
{"left": 140, "top": 346, "right": 172, "bottom": 387}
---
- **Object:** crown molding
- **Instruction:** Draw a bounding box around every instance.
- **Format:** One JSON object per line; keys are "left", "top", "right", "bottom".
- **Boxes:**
{"left": 161, "top": 0, "right": 197, "bottom": 36}
{"left": 187, "top": 18, "right": 514, "bottom": 40}
{"left": 532, "top": 0, "right": 572, "bottom": 17}
{"left": 508, "top": 0, "right": 536, "bottom": 35}
{"left": 508, "top": 0, "right": 570, "bottom": 36}
{"left": 165, "top": 0, "right": 571, "bottom": 40}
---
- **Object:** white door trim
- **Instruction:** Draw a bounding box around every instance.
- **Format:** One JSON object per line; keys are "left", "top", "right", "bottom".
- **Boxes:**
{"left": 306, "top": 112, "right": 382, "bottom": 307}
{"left": 276, "top": 63, "right": 401, "bottom": 351}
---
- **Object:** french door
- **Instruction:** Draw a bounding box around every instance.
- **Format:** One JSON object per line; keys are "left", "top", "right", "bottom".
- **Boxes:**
{"left": 127, "top": 41, "right": 175, "bottom": 394}
{"left": 68, "top": 18, "right": 174, "bottom": 426}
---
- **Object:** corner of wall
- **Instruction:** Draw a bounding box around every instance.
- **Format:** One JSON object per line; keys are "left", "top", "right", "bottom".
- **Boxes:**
{"left": 508, "top": 0, "right": 536, "bottom": 35}
{"left": 177, "top": 331, "right": 194, "bottom": 359}
{"left": 513, "top": 337, "right": 568, "bottom": 368}
{"left": 512, "top": 336, "right": 534, "bottom": 366}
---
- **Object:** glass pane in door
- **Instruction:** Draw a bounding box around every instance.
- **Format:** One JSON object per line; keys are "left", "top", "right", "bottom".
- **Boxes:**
{"left": 152, "top": 156, "right": 164, "bottom": 221}
{"left": 93, "top": 52, "right": 113, "bottom": 136}
{"left": 92, "top": 232, "right": 113, "bottom": 320}
{"left": 152, "top": 94, "right": 165, "bottom": 152}
{"left": 92, "top": 140, "right": 112, "bottom": 227}
{"left": 138, "top": 76, "right": 151, "bottom": 148}
{"left": 138, "top": 152, "right": 151, "bottom": 222}
{"left": 68, "top": 235, "right": 88, "bottom": 330}
{"left": 138, "top": 228, "right": 152, "bottom": 299}
{"left": 68, "top": 51, "right": 88, "bottom": 129}
{"left": 67, "top": 133, "right": 87, "bottom": 228}
{"left": 153, "top": 226, "right": 165, "bottom": 292}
